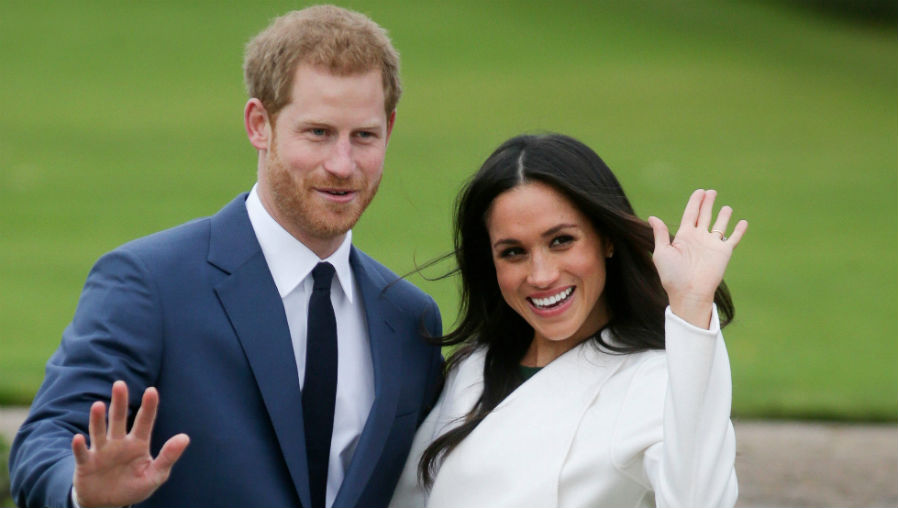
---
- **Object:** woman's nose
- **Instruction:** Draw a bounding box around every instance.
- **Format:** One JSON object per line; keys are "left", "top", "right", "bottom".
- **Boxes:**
{"left": 526, "top": 251, "right": 559, "bottom": 288}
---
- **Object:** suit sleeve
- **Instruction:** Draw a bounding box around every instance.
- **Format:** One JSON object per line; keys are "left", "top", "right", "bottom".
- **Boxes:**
{"left": 391, "top": 349, "right": 460, "bottom": 508}
{"left": 419, "top": 297, "right": 444, "bottom": 424}
{"left": 9, "top": 248, "right": 164, "bottom": 508}
{"left": 391, "top": 349, "right": 484, "bottom": 508}
{"left": 641, "top": 305, "right": 739, "bottom": 508}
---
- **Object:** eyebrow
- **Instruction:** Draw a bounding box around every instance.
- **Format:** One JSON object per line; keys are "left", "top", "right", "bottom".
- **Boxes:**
{"left": 491, "top": 223, "right": 579, "bottom": 249}
{"left": 295, "top": 119, "right": 385, "bottom": 131}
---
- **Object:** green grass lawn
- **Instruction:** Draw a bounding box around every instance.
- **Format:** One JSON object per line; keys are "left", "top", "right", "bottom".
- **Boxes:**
{"left": 0, "top": 1, "right": 895, "bottom": 420}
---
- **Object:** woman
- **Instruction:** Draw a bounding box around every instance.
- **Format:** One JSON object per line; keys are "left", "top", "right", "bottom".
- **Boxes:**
{"left": 390, "top": 133, "right": 747, "bottom": 508}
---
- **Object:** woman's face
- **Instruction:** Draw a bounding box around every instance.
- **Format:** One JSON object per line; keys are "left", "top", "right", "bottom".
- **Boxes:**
{"left": 485, "top": 181, "right": 611, "bottom": 348}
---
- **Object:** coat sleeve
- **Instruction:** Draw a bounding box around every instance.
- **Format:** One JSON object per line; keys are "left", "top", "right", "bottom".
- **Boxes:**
{"left": 9, "top": 248, "right": 164, "bottom": 508}
{"left": 639, "top": 305, "right": 738, "bottom": 508}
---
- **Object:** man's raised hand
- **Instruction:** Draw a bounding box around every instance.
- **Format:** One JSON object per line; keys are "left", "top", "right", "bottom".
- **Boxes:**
{"left": 71, "top": 381, "right": 189, "bottom": 508}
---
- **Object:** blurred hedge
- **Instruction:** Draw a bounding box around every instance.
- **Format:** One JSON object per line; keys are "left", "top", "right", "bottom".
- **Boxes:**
{"left": 1, "top": 436, "right": 11, "bottom": 508}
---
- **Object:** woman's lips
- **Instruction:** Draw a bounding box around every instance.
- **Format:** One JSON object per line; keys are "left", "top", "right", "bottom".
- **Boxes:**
{"left": 527, "top": 286, "right": 575, "bottom": 316}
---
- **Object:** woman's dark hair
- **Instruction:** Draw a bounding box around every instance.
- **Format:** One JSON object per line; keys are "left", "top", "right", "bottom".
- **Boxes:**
{"left": 418, "top": 133, "right": 735, "bottom": 486}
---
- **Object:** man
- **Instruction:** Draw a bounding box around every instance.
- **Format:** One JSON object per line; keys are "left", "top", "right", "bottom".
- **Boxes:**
{"left": 9, "top": 6, "right": 443, "bottom": 508}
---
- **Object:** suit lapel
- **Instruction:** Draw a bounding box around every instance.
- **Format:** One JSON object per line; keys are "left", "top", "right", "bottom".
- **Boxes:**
{"left": 208, "top": 194, "right": 312, "bottom": 508}
{"left": 333, "top": 248, "right": 403, "bottom": 507}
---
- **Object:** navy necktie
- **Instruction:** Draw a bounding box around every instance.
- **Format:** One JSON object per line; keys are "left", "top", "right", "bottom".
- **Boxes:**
{"left": 303, "top": 262, "right": 337, "bottom": 508}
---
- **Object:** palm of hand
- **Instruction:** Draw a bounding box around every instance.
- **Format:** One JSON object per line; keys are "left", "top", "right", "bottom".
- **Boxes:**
{"left": 73, "top": 435, "right": 163, "bottom": 507}
{"left": 653, "top": 226, "right": 733, "bottom": 300}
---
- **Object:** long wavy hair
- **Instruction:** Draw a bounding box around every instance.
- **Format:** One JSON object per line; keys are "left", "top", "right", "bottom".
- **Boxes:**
{"left": 418, "top": 133, "right": 735, "bottom": 486}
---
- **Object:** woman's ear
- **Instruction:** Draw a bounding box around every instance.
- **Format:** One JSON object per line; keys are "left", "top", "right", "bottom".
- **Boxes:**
{"left": 244, "top": 98, "right": 271, "bottom": 151}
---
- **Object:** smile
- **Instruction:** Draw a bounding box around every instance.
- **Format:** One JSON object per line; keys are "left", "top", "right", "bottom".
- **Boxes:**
{"left": 528, "top": 287, "right": 574, "bottom": 309}
{"left": 316, "top": 188, "right": 357, "bottom": 202}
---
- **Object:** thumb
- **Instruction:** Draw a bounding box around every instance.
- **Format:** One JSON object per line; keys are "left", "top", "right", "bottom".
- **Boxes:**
{"left": 151, "top": 434, "right": 190, "bottom": 482}
{"left": 647, "top": 216, "right": 670, "bottom": 253}
{"left": 72, "top": 434, "right": 90, "bottom": 466}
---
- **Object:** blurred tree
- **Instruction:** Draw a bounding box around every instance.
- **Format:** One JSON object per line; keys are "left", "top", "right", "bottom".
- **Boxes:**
{"left": 763, "top": 0, "right": 897, "bottom": 24}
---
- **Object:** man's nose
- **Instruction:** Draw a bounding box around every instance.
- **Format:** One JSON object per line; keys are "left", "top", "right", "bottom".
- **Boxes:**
{"left": 323, "top": 136, "right": 355, "bottom": 177}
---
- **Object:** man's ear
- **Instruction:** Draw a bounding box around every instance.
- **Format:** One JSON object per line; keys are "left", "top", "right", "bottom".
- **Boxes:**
{"left": 385, "top": 110, "right": 397, "bottom": 143}
{"left": 245, "top": 98, "right": 271, "bottom": 151}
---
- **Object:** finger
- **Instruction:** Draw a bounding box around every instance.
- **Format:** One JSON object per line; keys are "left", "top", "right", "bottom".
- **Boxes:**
{"left": 88, "top": 401, "right": 107, "bottom": 448}
{"left": 72, "top": 434, "right": 90, "bottom": 465}
{"left": 726, "top": 219, "right": 749, "bottom": 247}
{"left": 679, "top": 189, "right": 705, "bottom": 228}
{"left": 697, "top": 189, "right": 717, "bottom": 230}
{"left": 131, "top": 387, "right": 159, "bottom": 441}
{"left": 647, "top": 216, "right": 670, "bottom": 252}
{"left": 108, "top": 380, "right": 129, "bottom": 439}
{"left": 152, "top": 434, "right": 191, "bottom": 479}
{"left": 711, "top": 205, "right": 733, "bottom": 237}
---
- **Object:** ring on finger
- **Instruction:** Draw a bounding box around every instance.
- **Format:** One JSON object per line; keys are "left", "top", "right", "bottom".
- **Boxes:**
{"left": 711, "top": 229, "right": 727, "bottom": 241}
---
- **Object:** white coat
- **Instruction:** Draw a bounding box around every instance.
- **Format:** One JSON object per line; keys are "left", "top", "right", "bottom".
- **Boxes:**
{"left": 390, "top": 306, "right": 738, "bottom": 508}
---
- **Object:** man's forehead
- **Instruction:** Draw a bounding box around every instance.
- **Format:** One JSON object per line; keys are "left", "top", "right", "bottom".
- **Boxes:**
{"left": 283, "top": 66, "right": 385, "bottom": 115}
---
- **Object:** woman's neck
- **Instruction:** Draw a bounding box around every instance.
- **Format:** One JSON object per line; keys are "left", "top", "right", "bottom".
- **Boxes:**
{"left": 521, "top": 331, "right": 593, "bottom": 367}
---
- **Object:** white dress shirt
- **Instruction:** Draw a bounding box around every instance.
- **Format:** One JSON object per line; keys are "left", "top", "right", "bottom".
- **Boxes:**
{"left": 247, "top": 185, "right": 375, "bottom": 508}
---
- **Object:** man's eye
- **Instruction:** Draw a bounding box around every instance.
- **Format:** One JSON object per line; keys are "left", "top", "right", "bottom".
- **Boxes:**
{"left": 310, "top": 128, "right": 327, "bottom": 136}
{"left": 550, "top": 235, "right": 574, "bottom": 247}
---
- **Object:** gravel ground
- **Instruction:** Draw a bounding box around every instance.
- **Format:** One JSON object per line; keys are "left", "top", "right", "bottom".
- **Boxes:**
{"left": 733, "top": 420, "right": 897, "bottom": 508}
{"left": 2, "top": 408, "right": 895, "bottom": 507}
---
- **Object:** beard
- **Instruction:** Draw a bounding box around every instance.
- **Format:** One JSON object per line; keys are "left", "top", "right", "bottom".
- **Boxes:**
{"left": 263, "top": 144, "right": 381, "bottom": 244}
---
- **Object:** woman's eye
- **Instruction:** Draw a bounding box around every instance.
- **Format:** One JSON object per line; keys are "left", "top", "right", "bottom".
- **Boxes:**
{"left": 499, "top": 247, "right": 524, "bottom": 258}
{"left": 550, "top": 235, "right": 574, "bottom": 247}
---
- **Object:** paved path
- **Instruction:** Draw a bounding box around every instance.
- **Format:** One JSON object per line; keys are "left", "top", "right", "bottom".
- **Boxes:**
{"left": 2, "top": 408, "right": 895, "bottom": 507}
{"left": 0, "top": 408, "right": 27, "bottom": 445}
{"left": 733, "top": 420, "right": 896, "bottom": 508}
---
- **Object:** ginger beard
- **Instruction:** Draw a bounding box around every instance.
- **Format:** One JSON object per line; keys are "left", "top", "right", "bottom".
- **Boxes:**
{"left": 264, "top": 127, "right": 381, "bottom": 242}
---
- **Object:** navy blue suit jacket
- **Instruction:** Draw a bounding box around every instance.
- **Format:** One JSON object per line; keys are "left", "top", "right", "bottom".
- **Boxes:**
{"left": 10, "top": 193, "right": 443, "bottom": 508}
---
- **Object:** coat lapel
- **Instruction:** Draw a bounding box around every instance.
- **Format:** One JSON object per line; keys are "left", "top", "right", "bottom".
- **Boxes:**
{"left": 208, "top": 194, "right": 312, "bottom": 508}
{"left": 333, "top": 248, "right": 403, "bottom": 507}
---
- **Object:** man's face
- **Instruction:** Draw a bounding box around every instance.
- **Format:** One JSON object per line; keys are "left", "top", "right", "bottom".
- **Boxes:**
{"left": 257, "top": 63, "right": 393, "bottom": 257}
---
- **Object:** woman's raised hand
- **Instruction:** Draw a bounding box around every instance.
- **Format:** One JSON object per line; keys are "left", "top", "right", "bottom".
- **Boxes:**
{"left": 647, "top": 189, "right": 747, "bottom": 329}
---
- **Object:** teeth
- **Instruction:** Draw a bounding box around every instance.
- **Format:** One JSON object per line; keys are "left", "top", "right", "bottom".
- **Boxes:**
{"left": 530, "top": 287, "right": 573, "bottom": 308}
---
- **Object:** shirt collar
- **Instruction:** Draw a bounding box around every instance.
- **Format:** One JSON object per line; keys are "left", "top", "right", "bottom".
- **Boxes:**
{"left": 246, "top": 184, "right": 355, "bottom": 302}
